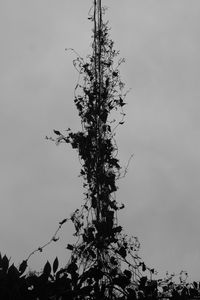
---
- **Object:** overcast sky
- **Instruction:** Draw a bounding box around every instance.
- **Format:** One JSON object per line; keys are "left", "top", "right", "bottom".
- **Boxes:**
{"left": 1, "top": 0, "right": 200, "bottom": 281}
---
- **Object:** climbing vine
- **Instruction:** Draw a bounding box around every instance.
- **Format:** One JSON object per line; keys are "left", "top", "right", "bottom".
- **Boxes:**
{"left": 46, "top": 1, "right": 153, "bottom": 299}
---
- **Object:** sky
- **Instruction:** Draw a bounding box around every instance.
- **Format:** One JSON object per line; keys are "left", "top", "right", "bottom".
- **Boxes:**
{"left": 0, "top": 0, "right": 200, "bottom": 281}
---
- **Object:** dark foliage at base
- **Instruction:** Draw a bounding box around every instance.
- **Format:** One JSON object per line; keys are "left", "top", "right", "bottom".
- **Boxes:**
{"left": 0, "top": 253, "right": 200, "bottom": 300}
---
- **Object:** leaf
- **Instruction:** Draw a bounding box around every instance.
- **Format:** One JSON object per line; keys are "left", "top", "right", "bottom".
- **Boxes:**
{"left": 119, "top": 97, "right": 126, "bottom": 107}
{"left": 59, "top": 218, "right": 67, "bottom": 225}
{"left": 150, "top": 268, "right": 154, "bottom": 274}
{"left": 142, "top": 262, "right": 146, "bottom": 272}
{"left": 119, "top": 203, "right": 125, "bottom": 210}
{"left": 119, "top": 121, "right": 124, "bottom": 125}
{"left": 124, "top": 269, "right": 132, "bottom": 279}
{"left": 66, "top": 244, "right": 74, "bottom": 251}
{"left": 1, "top": 255, "right": 9, "bottom": 272}
{"left": 118, "top": 247, "right": 127, "bottom": 258}
{"left": 43, "top": 261, "right": 51, "bottom": 276}
{"left": 80, "top": 169, "right": 86, "bottom": 176}
{"left": 110, "top": 256, "right": 118, "bottom": 266}
{"left": 8, "top": 264, "right": 19, "bottom": 282}
{"left": 193, "top": 281, "right": 198, "bottom": 289}
{"left": 67, "top": 262, "right": 78, "bottom": 274}
{"left": 112, "top": 226, "right": 122, "bottom": 234}
{"left": 19, "top": 260, "right": 27, "bottom": 275}
{"left": 100, "top": 111, "right": 108, "bottom": 123}
{"left": 113, "top": 275, "right": 130, "bottom": 289}
{"left": 53, "top": 257, "right": 59, "bottom": 273}
{"left": 139, "top": 276, "right": 147, "bottom": 289}
{"left": 105, "top": 78, "right": 110, "bottom": 87}
{"left": 53, "top": 129, "right": 61, "bottom": 135}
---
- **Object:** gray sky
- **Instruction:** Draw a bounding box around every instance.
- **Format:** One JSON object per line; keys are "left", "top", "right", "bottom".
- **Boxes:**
{"left": 1, "top": 0, "right": 200, "bottom": 281}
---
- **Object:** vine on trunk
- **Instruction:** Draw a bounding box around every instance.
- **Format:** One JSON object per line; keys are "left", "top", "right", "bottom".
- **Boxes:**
{"left": 47, "top": 1, "right": 153, "bottom": 298}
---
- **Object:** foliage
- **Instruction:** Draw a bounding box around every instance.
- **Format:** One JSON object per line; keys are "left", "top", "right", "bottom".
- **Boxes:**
{"left": 47, "top": 2, "right": 148, "bottom": 298}
{"left": 0, "top": 1, "right": 198, "bottom": 299}
{"left": 0, "top": 252, "right": 199, "bottom": 299}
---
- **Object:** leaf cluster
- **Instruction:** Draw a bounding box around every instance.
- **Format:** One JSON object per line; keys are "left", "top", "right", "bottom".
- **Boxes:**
{"left": 0, "top": 252, "right": 199, "bottom": 300}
